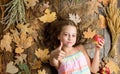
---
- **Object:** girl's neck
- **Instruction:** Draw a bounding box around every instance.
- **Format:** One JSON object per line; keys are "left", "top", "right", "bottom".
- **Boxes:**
{"left": 62, "top": 46, "right": 74, "bottom": 53}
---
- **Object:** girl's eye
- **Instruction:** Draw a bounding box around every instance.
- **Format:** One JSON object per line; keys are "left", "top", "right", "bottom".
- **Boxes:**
{"left": 72, "top": 35, "right": 76, "bottom": 37}
{"left": 64, "top": 34, "right": 68, "bottom": 36}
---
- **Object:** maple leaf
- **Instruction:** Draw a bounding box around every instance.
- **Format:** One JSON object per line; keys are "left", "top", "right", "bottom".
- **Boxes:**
{"left": 0, "top": 33, "right": 12, "bottom": 52}
{"left": 38, "top": 69, "right": 47, "bottom": 74}
{"left": 15, "top": 54, "right": 27, "bottom": 64}
{"left": 106, "top": 60, "right": 120, "bottom": 74}
{"left": 15, "top": 47, "right": 24, "bottom": 54}
{"left": 69, "top": 13, "right": 81, "bottom": 25}
{"left": 39, "top": 9, "right": 57, "bottom": 23}
{"left": 83, "top": 28, "right": 96, "bottom": 39}
{"left": 35, "top": 48, "right": 50, "bottom": 62}
{"left": 30, "top": 59, "right": 41, "bottom": 69}
{"left": 6, "top": 61, "right": 19, "bottom": 74}
{"left": 13, "top": 33, "right": 34, "bottom": 49}
{"left": 24, "top": 0, "right": 39, "bottom": 9}
{"left": 17, "top": 23, "right": 33, "bottom": 34}
{"left": 17, "top": 23, "right": 38, "bottom": 41}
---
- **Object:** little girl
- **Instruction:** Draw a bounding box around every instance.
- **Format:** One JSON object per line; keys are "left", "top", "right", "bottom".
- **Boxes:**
{"left": 48, "top": 19, "right": 104, "bottom": 74}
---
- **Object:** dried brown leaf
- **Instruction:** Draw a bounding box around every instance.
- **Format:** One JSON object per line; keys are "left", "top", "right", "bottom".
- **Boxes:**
{"left": 0, "top": 33, "right": 12, "bottom": 52}
{"left": 35, "top": 48, "right": 50, "bottom": 62}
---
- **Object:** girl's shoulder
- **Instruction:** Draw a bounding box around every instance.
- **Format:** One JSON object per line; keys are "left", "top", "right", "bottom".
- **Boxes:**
{"left": 75, "top": 44, "right": 86, "bottom": 53}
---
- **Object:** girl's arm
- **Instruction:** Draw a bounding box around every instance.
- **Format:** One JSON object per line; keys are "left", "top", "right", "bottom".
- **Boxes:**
{"left": 49, "top": 44, "right": 65, "bottom": 69}
{"left": 79, "top": 38, "right": 104, "bottom": 73}
{"left": 79, "top": 45, "right": 100, "bottom": 73}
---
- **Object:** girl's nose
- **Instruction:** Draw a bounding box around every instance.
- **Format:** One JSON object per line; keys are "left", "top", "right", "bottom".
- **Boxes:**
{"left": 68, "top": 35, "right": 72, "bottom": 40}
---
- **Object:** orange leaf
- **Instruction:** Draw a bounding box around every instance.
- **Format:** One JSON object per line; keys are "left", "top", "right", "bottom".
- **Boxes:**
{"left": 30, "top": 59, "right": 41, "bottom": 69}
{"left": 35, "top": 48, "right": 50, "bottom": 62}
{"left": 15, "top": 47, "right": 24, "bottom": 54}
{"left": 38, "top": 69, "right": 47, "bottom": 74}
{"left": 0, "top": 33, "right": 12, "bottom": 52}
{"left": 83, "top": 28, "right": 96, "bottom": 39}
{"left": 39, "top": 9, "right": 57, "bottom": 23}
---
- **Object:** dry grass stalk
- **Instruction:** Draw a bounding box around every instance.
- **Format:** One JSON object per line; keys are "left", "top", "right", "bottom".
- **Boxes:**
{"left": 104, "top": 0, "right": 120, "bottom": 57}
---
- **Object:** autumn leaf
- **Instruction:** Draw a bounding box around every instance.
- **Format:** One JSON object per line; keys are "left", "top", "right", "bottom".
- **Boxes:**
{"left": 30, "top": 59, "right": 41, "bottom": 69}
{"left": 15, "top": 47, "right": 24, "bottom": 54}
{"left": 106, "top": 60, "right": 120, "bottom": 74}
{"left": 13, "top": 33, "right": 34, "bottom": 49}
{"left": 38, "top": 69, "right": 47, "bottom": 74}
{"left": 39, "top": 9, "right": 57, "bottom": 23}
{"left": 24, "top": 0, "right": 39, "bottom": 9}
{"left": 17, "top": 23, "right": 38, "bottom": 41}
{"left": 43, "top": 2, "right": 50, "bottom": 8}
{"left": 35, "top": 48, "right": 50, "bottom": 62}
{"left": 6, "top": 61, "right": 19, "bottom": 74}
{"left": 83, "top": 28, "right": 96, "bottom": 39}
{"left": 69, "top": 13, "right": 81, "bottom": 25}
{"left": 15, "top": 54, "right": 27, "bottom": 64}
{"left": 17, "top": 23, "right": 33, "bottom": 34}
{"left": 0, "top": 33, "right": 12, "bottom": 52}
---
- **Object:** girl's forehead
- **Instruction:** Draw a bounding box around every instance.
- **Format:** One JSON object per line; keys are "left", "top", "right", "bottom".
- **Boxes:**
{"left": 61, "top": 25, "right": 77, "bottom": 32}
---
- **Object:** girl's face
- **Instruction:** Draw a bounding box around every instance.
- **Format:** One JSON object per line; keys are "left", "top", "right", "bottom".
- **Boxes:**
{"left": 58, "top": 25, "right": 77, "bottom": 47}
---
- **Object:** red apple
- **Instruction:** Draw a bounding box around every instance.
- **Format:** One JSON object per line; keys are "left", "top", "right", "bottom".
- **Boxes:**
{"left": 93, "top": 34, "right": 103, "bottom": 45}
{"left": 100, "top": 66, "right": 110, "bottom": 74}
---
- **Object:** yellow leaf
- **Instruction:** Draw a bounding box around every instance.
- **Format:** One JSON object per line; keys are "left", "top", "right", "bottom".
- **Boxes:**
{"left": 6, "top": 61, "right": 18, "bottom": 74}
{"left": 0, "top": 33, "right": 12, "bottom": 52}
{"left": 39, "top": 9, "right": 57, "bottom": 23}
{"left": 35, "top": 48, "right": 50, "bottom": 62}
{"left": 83, "top": 28, "right": 96, "bottom": 39}
{"left": 17, "top": 23, "right": 33, "bottom": 34}
{"left": 30, "top": 59, "right": 41, "bottom": 69}
{"left": 38, "top": 69, "right": 47, "bottom": 74}
{"left": 15, "top": 47, "right": 24, "bottom": 54}
{"left": 13, "top": 33, "right": 34, "bottom": 49}
{"left": 106, "top": 60, "right": 120, "bottom": 74}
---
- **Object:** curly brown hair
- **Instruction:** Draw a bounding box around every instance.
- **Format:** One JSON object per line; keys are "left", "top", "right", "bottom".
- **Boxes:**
{"left": 43, "top": 19, "right": 82, "bottom": 51}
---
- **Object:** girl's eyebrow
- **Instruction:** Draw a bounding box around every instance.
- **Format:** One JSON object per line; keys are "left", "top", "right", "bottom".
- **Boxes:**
{"left": 63, "top": 32, "right": 76, "bottom": 34}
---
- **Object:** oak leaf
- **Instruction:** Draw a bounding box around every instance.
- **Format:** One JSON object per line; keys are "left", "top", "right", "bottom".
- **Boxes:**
{"left": 0, "top": 33, "right": 12, "bottom": 52}
{"left": 6, "top": 61, "right": 19, "bottom": 74}
{"left": 39, "top": 9, "right": 57, "bottom": 23}
{"left": 35, "top": 48, "right": 50, "bottom": 62}
{"left": 83, "top": 28, "right": 96, "bottom": 39}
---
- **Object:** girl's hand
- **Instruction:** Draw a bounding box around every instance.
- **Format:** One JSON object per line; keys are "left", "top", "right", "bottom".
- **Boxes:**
{"left": 96, "top": 38, "right": 104, "bottom": 49}
{"left": 50, "top": 42, "right": 65, "bottom": 61}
